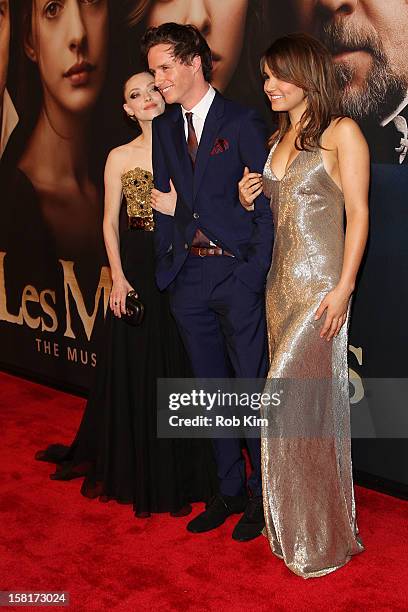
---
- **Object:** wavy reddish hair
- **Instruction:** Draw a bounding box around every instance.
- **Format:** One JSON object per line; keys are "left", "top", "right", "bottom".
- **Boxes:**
{"left": 261, "top": 32, "right": 343, "bottom": 150}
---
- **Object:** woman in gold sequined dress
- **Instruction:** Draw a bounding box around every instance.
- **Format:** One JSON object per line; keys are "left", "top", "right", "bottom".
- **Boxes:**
{"left": 239, "top": 34, "right": 369, "bottom": 577}
{"left": 36, "top": 72, "right": 217, "bottom": 516}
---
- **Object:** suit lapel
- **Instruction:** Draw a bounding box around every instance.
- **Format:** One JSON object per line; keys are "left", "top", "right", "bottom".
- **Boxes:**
{"left": 193, "top": 93, "right": 225, "bottom": 200}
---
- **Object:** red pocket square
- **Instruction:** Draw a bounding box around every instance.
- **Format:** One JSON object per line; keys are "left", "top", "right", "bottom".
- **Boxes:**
{"left": 210, "top": 138, "right": 230, "bottom": 156}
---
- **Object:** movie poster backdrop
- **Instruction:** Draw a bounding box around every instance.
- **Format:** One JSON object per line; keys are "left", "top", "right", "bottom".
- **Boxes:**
{"left": 0, "top": 1, "right": 407, "bottom": 485}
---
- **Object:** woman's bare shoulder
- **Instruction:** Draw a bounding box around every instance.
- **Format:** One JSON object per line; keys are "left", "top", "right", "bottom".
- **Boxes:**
{"left": 332, "top": 117, "right": 363, "bottom": 138}
{"left": 105, "top": 139, "right": 144, "bottom": 172}
{"left": 108, "top": 139, "right": 141, "bottom": 161}
{"left": 323, "top": 117, "right": 365, "bottom": 149}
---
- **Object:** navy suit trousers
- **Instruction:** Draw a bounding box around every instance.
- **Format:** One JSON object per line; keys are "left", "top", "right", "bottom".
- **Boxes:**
{"left": 168, "top": 254, "right": 268, "bottom": 497}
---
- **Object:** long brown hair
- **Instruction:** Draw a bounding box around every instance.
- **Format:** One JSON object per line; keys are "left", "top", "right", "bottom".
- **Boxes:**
{"left": 125, "top": 0, "right": 151, "bottom": 27}
{"left": 261, "top": 33, "right": 343, "bottom": 150}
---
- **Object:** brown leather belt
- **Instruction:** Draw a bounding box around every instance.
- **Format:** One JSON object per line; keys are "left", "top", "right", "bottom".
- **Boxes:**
{"left": 190, "top": 246, "right": 234, "bottom": 257}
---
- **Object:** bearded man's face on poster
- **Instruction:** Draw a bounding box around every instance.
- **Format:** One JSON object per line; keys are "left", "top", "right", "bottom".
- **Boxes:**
{"left": 292, "top": 0, "right": 408, "bottom": 124}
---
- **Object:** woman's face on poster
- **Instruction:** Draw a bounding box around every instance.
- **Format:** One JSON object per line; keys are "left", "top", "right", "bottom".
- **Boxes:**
{"left": 25, "top": 0, "right": 109, "bottom": 115}
{"left": 0, "top": 0, "right": 10, "bottom": 98}
{"left": 146, "top": 0, "right": 249, "bottom": 91}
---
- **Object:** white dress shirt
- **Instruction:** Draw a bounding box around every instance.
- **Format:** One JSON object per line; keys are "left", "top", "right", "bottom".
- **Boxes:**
{"left": 181, "top": 85, "right": 216, "bottom": 144}
{"left": 181, "top": 85, "right": 217, "bottom": 245}
{"left": 381, "top": 91, "right": 408, "bottom": 164}
{"left": 1, "top": 89, "right": 19, "bottom": 159}
{"left": 381, "top": 92, "right": 408, "bottom": 128}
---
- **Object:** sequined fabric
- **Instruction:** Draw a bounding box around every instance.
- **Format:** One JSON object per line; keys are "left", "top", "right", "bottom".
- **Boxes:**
{"left": 121, "top": 168, "right": 154, "bottom": 231}
{"left": 261, "top": 141, "right": 364, "bottom": 578}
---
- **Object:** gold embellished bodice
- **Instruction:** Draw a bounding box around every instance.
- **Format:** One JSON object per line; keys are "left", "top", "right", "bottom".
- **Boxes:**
{"left": 121, "top": 167, "right": 154, "bottom": 231}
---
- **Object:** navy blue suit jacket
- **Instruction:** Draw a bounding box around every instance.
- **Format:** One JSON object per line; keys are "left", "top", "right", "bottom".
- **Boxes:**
{"left": 152, "top": 92, "right": 274, "bottom": 291}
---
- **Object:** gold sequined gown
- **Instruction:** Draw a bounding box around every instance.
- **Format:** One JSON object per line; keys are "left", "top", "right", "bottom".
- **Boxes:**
{"left": 36, "top": 168, "right": 217, "bottom": 515}
{"left": 261, "top": 142, "right": 364, "bottom": 578}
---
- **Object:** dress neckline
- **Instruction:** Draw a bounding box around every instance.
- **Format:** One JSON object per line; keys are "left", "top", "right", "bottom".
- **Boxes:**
{"left": 267, "top": 140, "right": 343, "bottom": 195}
{"left": 269, "top": 139, "right": 304, "bottom": 182}
{"left": 121, "top": 167, "right": 153, "bottom": 180}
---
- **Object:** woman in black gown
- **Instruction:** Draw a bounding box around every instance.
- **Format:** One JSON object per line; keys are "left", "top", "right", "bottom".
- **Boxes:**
{"left": 36, "top": 72, "right": 217, "bottom": 517}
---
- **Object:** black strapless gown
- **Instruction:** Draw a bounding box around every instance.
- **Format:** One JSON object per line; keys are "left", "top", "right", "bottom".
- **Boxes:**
{"left": 36, "top": 225, "right": 217, "bottom": 517}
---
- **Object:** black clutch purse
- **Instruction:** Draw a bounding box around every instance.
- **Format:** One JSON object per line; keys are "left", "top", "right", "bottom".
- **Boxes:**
{"left": 122, "top": 290, "right": 144, "bottom": 326}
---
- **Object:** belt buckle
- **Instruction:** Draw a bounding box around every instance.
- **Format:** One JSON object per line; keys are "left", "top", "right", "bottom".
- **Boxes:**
{"left": 198, "top": 247, "right": 207, "bottom": 258}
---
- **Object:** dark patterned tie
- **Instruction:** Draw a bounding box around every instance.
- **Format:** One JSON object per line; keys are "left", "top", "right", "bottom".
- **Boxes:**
{"left": 185, "top": 111, "right": 211, "bottom": 247}
{"left": 185, "top": 112, "right": 198, "bottom": 166}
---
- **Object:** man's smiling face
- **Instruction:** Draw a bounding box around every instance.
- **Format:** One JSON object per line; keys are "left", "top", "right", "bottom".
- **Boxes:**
{"left": 148, "top": 43, "right": 197, "bottom": 108}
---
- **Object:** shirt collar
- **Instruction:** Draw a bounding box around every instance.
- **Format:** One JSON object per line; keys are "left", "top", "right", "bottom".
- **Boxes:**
{"left": 381, "top": 92, "right": 408, "bottom": 127}
{"left": 181, "top": 85, "right": 216, "bottom": 120}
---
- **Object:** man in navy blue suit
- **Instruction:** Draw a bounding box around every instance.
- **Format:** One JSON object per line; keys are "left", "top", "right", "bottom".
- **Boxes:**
{"left": 142, "top": 23, "right": 273, "bottom": 541}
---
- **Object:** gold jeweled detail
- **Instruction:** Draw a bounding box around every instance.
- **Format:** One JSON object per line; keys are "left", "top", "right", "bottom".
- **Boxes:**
{"left": 121, "top": 167, "right": 154, "bottom": 231}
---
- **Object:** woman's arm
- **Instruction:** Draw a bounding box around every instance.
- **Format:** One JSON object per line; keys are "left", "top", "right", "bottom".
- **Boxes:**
{"left": 238, "top": 167, "right": 263, "bottom": 210}
{"left": 238, "top": 131, "right": 279, "bottom": 210}
{"left": 103, "top": 150, "right": 134, "bottom": 318}
{"left": 316, "top": 118, "right": 370, "bottom": 340}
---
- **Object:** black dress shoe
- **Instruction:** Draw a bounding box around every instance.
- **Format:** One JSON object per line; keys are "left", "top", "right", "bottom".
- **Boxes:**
{"left": 232, "top": 496, "right": 265, "bottom": 542}
{"left": 187, "top": 493, "right": 248, "bottom": 533}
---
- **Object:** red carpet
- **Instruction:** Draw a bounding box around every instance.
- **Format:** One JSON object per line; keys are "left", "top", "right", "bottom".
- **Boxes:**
{"left": 0, "top": 371, "right": 407, "bottom": 611}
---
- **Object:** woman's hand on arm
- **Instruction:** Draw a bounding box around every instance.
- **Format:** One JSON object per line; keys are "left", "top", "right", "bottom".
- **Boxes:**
{"left": 315, "top": 118, "right": 370, "bottom": 340}
{"left": 103, "top": 150, "right": 135, "bottom": 318}
{"left": 238, "top": 167, "right": 263, "bottom": 211}
{"left": 151, "top": 179, "right": 177, "bottom": 216}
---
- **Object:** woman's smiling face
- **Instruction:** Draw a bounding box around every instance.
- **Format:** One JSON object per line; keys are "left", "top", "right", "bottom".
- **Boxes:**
{"left": 123, "top": 72, "right": 165, "bottom": 122}
{"left": 146, "top": 0, "right": 248, "bottom": 91}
